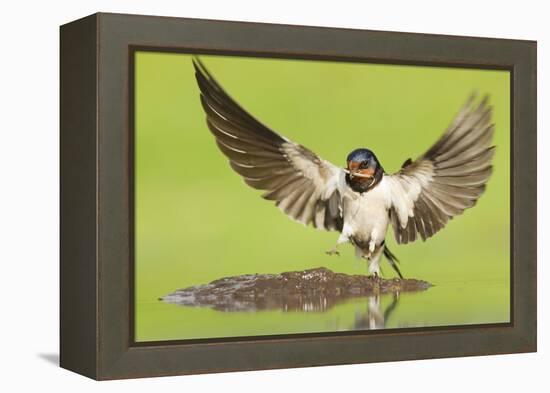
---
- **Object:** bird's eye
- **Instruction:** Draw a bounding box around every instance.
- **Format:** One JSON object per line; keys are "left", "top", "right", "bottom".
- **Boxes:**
{"left": 359, "top": 162, "right": 369, "bottom": 169}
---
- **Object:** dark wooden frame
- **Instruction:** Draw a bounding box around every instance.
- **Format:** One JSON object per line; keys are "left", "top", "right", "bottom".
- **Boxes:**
{"left": 60, "top": 12, "right": 537, "bottom": 380}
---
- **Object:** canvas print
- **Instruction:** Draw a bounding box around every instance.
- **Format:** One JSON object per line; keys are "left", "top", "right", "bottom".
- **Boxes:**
{"left": 134, "top": 53, "right": 510, "bottom": 342}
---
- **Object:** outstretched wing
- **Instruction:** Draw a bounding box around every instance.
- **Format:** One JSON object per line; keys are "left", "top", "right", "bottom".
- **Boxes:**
{"left": 386, "top": 95, "right": 495, "bottom": 244}
{"left": 193, "top": 59, "right": 345, "bottom": 231}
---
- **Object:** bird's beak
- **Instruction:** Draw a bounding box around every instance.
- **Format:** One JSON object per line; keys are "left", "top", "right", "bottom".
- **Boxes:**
{"left": 348, "top": 161, "right": 361, "bottom": 179}
{"left": 347, "top": 161, "right": 361, "bottom": 179}
{"left": 347, "top": 161, "right": 375, "bottom": 180}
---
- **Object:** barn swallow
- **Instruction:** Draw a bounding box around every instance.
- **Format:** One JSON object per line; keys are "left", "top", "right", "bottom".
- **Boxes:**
{"left": 193, "top": 59, "right": 495, "bottom": 278}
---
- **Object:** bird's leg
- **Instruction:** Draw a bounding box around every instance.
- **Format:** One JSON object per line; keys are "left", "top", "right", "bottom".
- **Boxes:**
{"left": 326, "top": 234, "right": 349, "bottom": 256}
{"left": 367, "top": 246, "right": 383, "bottom": 278}
{"left": 361, "top": 234, "right": 377, "bottom": 260}
{"left": 368, "top": 239, "right": 376, "bottom": 254}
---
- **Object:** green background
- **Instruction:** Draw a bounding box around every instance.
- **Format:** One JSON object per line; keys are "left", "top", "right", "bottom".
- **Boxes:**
{"left": 135, "top": 52, "right": 510, "bottom": 342}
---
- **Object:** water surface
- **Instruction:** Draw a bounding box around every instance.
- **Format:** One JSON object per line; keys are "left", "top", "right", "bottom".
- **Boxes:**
{"left": 136, "top": 280, "right": 509, "bottom": 342}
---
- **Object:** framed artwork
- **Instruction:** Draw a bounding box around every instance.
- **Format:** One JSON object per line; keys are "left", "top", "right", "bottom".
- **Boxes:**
{"left": 60, "top": 13, "right": 537, "bottom": 380}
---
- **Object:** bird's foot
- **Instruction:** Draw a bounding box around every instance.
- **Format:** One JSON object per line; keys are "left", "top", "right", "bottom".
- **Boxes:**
{"left": 325, "top": 248, "right": 340, "bottom": 256}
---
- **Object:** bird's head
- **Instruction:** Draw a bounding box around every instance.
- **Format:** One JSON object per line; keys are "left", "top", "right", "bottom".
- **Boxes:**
{"left": 345, "top": 148, "right": 384, "bottom": 192}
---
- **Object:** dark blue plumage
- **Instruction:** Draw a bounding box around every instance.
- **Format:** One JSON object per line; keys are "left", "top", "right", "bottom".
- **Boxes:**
{"left": 346, "top": 148, "right": 381, "bottom": 168}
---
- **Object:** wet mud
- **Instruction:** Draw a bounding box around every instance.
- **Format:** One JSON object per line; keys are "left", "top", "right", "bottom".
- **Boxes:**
{"left": 161, "top": 267, "right": 432, "bottom": 312}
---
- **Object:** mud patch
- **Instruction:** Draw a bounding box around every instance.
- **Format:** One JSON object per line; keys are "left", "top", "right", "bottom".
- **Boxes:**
{"left": 161, "top": 267, "right": 432, "bottom": 312}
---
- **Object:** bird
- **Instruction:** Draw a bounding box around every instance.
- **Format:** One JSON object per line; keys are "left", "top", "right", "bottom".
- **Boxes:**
{"left": 192, "top": 59, "right": 495, "bottom": 279}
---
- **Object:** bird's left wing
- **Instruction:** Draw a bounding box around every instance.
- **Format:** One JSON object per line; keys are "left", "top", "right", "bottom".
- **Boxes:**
{"left": 193, "top": 59, "right": 345, "bottom": 231}
{"left": 385, "top": 95, "right": 495, "bottom": 244}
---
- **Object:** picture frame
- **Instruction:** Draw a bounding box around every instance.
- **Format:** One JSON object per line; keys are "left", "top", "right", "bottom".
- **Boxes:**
{"left": 60, "top": 12, "right": 537, "bottom": 380}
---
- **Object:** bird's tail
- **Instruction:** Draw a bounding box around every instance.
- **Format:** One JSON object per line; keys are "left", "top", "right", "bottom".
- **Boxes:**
{"left": 383, "top": 245, "right": 403, "bottom": 279}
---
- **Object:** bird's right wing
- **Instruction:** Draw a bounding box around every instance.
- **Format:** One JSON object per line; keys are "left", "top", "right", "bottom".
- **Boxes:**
{"left": 385, "top": 95, "right": 495, "bottom": 244}
{"left": 193, "top": 59, "right": 346, "bottom": 231}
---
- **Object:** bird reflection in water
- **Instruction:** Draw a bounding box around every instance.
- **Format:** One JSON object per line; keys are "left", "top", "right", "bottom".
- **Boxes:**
{"left": 353, "top": 293, "right": 400, "bottom": 330}
{"left": 280, "top": 292, "right": 401, "bottom": 331}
